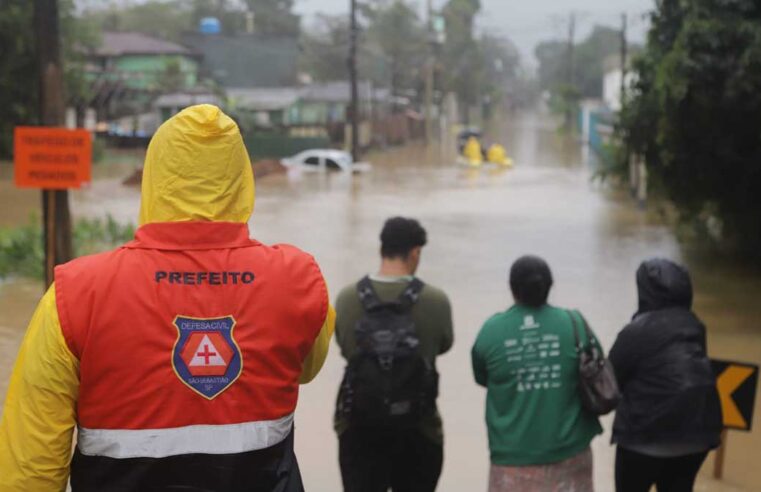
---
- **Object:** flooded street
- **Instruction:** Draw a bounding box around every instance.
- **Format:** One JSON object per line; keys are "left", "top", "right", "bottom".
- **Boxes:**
{"left": 1, "top": 112, "right": 760, "bottom": 491}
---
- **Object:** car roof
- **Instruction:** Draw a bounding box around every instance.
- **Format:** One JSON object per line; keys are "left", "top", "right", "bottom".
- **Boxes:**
{"left": 296, "top": 149, "right": 349, "bottom": 158}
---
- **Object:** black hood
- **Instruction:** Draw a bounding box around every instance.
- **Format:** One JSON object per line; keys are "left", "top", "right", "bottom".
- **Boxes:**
{"left": 636, "top": 258, "right": 693, "bottom": 315}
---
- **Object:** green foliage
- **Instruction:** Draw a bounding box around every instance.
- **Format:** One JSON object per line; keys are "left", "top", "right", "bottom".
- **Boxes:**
{"left": 619, "top": 0, "right": 761, "bottom": 254}
{"left": 243, "top": 0, "right": 300, "bottom": 36}
{"left": 0, "top": 215, "right": 135, "bottom": 280}
{"left": 62, "top": 0, "right": 101, "bottom": 110}
{"left": 156, "top": 59, "right": 186, "bottom": 92}
{"left": 547, "top": 83, "right": 581, "bottom": 122}
{"left": 442, "top": 0, "right": 482, "bottom": 119}
{"left": 298, "top": 0, "right": 520, "bottom": 114}
{"left": 82, "top": 2, "right": 192, "bottom": 41}
{"left": 80, "top": 0, "right": 300, "bottom": 40}
{"left": 0, "top": 218, "right": 45, "bottom": 279}
{"left": 299, "top": 15, "right": 352, "bottom": 82}
{"left": 73, "top": 215, "right": 136, "bottom": 257}
{"left": 536, "top": 25, "right": 630, "bottom": 99}
{"left": 0, "top": 1, "right": 37, "bottom": 158}
{"left": 364, "top": 0, "right": 426, "bottom": 97}
{"left": 0, "top": 0, "right": 100, "bottom": 158}
{"left": 92, "top": 137, "right": 106, "bottom": 164}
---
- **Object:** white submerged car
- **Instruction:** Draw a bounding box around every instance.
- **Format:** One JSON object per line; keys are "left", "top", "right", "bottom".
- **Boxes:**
{"left": 281, "top": 149, "right": 372, "bottom": 173}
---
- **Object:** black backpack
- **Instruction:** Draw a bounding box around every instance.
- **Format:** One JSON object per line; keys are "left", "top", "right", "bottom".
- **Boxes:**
{"left": 336, "top": 276, "right": 438, "bottom": 428}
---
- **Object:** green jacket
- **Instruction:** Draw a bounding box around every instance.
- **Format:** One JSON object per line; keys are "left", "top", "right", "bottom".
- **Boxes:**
{"left": 334, "top": 275, "right": 454, "bottom": 444}
{"left": 472, "top": 304, "right": 602, "bottom": 465}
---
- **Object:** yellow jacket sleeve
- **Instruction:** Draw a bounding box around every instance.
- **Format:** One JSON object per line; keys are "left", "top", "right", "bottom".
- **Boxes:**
{"left": 299, "top": 304, "right": 336, "bottom": 384}
{"left": 0, "top": 284, "right": 79, "bottom": 492}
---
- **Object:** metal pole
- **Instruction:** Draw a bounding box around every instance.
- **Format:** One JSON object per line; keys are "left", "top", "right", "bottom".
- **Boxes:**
{"left": 565, "top": 11, "right": 576, "bottom": 130}
{"left": 637, "top": 157, "right": 648, "bottom": 209}
{"left": 424, "top": 0, "right": 434, "bottom": 143}
{"left": 35, "top": 0, "right": 72, "bottom": 288}
{"left": 348, "top": 0, "right": 360, "bottom": 161}
{"left": 713, "top": 429, "right": 728, "bottom": 480}
{"left": 620, "top": 12, "right": 628, "bottom": 107}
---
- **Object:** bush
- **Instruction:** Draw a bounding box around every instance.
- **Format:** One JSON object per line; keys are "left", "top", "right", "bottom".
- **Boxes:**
{"left": 617, "top": 0, "right": 761, "bottom": 256}
{"left": 0, "top": 214, "right": 135, "bottom": 279}
{"left": 92, "top": 137, "right": 106, "bottom": 164}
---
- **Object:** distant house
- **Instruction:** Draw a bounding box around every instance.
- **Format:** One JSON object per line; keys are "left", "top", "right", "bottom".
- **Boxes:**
{"left": 227, "top": 82, "right": 384, "bottom": 127}
{"left": 154, "top": 91, "right": 223, "bottom": 122}
{"left": 602, "top": 54, "right": 638, "bottom": 112}
{"left": 183, "top": 33, "right": 299, "bottom": 89}
{"left": 91, "top": 32, "right": 200, "bottom": 92}
{"left": 86, "top": 32, "right": 202, "bottom": 121}
{"left": 294, "top": 81, "right": 367, "bottom": 125}
{"left": 227, "top": 87, "right": 304, "bottom": 127}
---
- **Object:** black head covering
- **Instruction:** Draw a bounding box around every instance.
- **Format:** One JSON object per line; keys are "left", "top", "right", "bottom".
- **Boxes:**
{"left": 636, "top": 258, "right": 693, "bottom": 315}
{"left": 509, "top": 255, "right": 553, "bottom": 307}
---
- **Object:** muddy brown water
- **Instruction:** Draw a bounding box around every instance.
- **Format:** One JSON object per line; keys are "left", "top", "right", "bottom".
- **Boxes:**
{"left": 0, "top": 112, "right": 759, "bottom": 491}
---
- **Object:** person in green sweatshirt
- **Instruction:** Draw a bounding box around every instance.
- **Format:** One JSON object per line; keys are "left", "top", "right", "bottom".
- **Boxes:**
{"left": 471, "top": 255, "right": 603, "bottom": 492}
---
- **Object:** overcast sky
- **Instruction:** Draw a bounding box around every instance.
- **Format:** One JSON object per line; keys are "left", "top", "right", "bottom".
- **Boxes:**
{"left": 295, "top": 0, "right": 655, "bottom": 64}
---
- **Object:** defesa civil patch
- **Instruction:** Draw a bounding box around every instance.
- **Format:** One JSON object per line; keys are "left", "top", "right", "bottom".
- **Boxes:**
{"left": 172, "top": 315, "right": 242, "bottom": 399}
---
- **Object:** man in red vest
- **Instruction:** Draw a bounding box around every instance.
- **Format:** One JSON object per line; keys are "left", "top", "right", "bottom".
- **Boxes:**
{"left": 0, "top": 105, "right": 335, "bottom": 491}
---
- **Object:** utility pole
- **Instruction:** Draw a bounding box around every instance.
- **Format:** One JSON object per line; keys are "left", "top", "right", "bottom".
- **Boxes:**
{"left": 348, "top": 0, "right": 360, "bottom": 161}
{"left": 564, "top": 11, "right": 576, "bottom": 129}
{"left": 34, "top": 0, "right": 72, "bottom": 288}
{"left": 424, "top": 0, "right": 434, "bottom": 143}
{"left": 620, "top": 12, "right": 628, "bottom": 107}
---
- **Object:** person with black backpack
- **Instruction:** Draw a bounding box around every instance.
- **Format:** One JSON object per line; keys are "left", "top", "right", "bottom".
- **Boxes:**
{"left": 334, "top": 217, "right": 454, "bottom": 492}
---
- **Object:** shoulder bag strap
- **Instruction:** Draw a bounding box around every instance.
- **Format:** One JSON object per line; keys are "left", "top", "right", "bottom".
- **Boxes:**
{"left": 574, "top": 310, "right": 597, "bottom": 348}
{"left": 566, "top": 309, "right": 584, "bottom": 353}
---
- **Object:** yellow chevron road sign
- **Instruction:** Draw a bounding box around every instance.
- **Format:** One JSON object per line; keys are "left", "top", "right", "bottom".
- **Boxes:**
{"left": 712, "top": 360, "right": 758, "bottom": 431}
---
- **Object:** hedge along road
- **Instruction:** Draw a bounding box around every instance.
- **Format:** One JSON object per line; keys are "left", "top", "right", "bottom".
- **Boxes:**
{"left": 0, "top": 111, "right": 760, "bottom": 491}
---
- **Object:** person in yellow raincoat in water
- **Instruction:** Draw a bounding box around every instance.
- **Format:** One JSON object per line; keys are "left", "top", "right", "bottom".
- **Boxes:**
{"left": 0, "top": 105, "right": 335, "bottom": 491}
{"left": 487, "top": 144, "right": 513, "bottom": 167}
{"left": 463, "top": 136, "right": 483, "bottom": 167}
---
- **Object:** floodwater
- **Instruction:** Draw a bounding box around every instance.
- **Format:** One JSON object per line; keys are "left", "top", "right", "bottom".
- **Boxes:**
{"left": 1, "top": 112, "right": 760, "bottom": 492}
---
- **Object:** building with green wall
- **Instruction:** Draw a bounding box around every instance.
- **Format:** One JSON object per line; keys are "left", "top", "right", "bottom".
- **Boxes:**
{"left": 88, "top": 32, "right": 201, "bottom": 118}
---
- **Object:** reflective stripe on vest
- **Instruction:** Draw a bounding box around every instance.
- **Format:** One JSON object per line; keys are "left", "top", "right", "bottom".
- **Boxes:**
{"left": 77, "top": 413, "right": 294, "bottom": 459}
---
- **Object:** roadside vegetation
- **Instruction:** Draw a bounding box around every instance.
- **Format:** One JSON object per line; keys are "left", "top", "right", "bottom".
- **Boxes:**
{"left": 615, "top": 0, "right": 761, "bottom": 257}
{"left": 0, "top": 215, "right": 135, "bottom": 279}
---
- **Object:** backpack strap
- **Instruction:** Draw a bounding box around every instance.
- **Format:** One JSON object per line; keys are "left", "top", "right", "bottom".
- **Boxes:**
{"left": 356, "top": 276, "right": 425, "bottom": 312}
{"left": 357, "top": 276, "right": 383, "bottom": 311}
{"left": 397, "top": 278, "right": 425, "bottom": 310}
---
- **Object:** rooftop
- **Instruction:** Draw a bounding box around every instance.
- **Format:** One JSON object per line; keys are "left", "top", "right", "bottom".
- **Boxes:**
{"left": 96, "top": 32, "right": 193, "bottom": 57}
{"left": 227, "top": 87, "right": 304, "bottom": 111}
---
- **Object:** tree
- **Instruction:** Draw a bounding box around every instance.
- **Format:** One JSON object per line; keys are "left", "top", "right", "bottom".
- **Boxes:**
{"left": 155, "top": 59, "right": 186, "bottom": 92}
{"left": 190, "top": 0, "right": 245, "bottom": 35}
{"left": 479, "top": 33, "right": 521, "bottom": 107}
{"left": 441, "top": 0, "right": 481, "bottom": 122}
{"left": 364, "top": 0, "right": 426, "bottom": 98}
{"left": 0, "top": 0, "right": 98, "bottom": 158}
{"left": 0, "top": 1, "right": 37, "bottom": 157}
{"left": 536, "top": 25, "right": 624, "bottom": 99}
{"left": 299, "top": 15, "right": 351, "bottom": 82}
{"left": 618, "top": 0, "right": 761, "bottom": 254}
{"left": 81, "top": 1, "right": 192, "bottom": 41}
{"left": 243, "top": 0, "right": 299, "bottom": 36}
{"left": 79, "top": 1, "right": 249, "bottom": 40}
{"left": 298, "top": 12, "right": 403, "bottom": 90}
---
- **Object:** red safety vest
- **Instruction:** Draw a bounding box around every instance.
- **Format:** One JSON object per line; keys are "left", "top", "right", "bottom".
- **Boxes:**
{"left": 55, "top": 221, "right": 327, "bottom": 472}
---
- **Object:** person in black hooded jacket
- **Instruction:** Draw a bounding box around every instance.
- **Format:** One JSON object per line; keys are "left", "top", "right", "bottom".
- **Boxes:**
{"left": 609, "top": 258, "right": 722, "bottom": 492}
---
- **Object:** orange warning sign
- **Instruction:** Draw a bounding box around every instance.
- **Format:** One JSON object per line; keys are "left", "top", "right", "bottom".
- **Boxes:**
{"left": 14, "top": 126, "right": 92, "bottom": 189}
{"left": 712, "top": 359, "right": 758, "bottom": 431}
